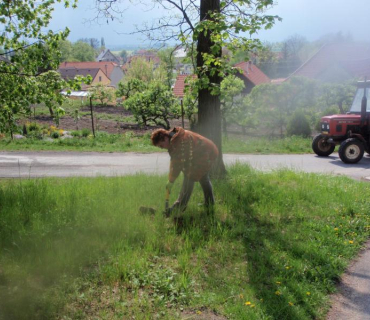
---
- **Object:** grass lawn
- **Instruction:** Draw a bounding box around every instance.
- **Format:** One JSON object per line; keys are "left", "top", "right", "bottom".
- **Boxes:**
{"left": 0, "top": 164, "right": 369, "bottom": 319}
{"left": 0, "top": 134, "right": 316, "bottom": 154}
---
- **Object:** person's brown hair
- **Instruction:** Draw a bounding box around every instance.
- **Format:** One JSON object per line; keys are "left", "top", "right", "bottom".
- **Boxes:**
{"left": 151, "top": 129, "right": 170, "bottom": 146}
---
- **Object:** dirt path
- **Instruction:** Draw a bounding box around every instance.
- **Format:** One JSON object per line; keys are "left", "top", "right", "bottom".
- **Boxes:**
{"left": 326, "top": 240, "right": 370, "bottom": 320}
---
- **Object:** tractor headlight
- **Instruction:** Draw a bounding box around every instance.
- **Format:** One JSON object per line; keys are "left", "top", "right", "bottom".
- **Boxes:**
{"left": 321, "top": 123, "right": 329, "bottom": 132}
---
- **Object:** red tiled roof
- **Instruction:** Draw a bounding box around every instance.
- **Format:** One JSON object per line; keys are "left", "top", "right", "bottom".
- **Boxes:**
{"left": 290, "top": 43, "right": 370, "bottom": 79}
{"left": 59, "top": 61, "right": 118, "bottom": 78}
{"left": 58, "top": 67, "right": 101, "bottom": 80}
{"left": 339, "top": 57, "right": 370, "bottom": 79}
{"left": 173, "top": 74, "right": 196, "bottom": 98}
{"left": 234, "top": 61, "right": 270, "bottom": 85}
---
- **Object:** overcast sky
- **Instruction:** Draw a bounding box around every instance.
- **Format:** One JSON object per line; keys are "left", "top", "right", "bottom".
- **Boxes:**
{"left": 49, "top": 0, "right": 370, "bottom": 48}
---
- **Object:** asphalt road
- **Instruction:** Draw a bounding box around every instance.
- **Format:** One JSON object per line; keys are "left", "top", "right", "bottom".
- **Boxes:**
{"left": 1, "top": 150, "right": 370, "bottom": 319}
{"left": 0, "top": 151, "right": 370, "bottom": 180}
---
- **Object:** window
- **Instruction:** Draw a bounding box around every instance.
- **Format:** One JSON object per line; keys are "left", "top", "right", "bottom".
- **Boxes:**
{"left": 99, "top": 76, "right": 102, "bottom": 82}
{"left": 350, "top": 88, "right": 370, "bottom": 112}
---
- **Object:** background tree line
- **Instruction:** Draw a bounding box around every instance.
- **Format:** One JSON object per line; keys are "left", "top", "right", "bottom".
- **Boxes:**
{"left": 59, "top": 37, "right": 105, "bottom": 62}
{"left": 58, "top": 37, "right": 129, "bottom": 63}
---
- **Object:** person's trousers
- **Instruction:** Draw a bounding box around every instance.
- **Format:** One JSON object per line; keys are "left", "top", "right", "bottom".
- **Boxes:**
{"left": 171, "top": 173, "right": 215, "bottom": 212}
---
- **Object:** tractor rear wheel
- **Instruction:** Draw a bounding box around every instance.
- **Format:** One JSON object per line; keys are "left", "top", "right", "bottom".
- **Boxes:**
{"left": 312, "top": 134, "right": 335, "bottom": 156}
{"left": 338, "top": 138, "right": 364, "bottom": 164}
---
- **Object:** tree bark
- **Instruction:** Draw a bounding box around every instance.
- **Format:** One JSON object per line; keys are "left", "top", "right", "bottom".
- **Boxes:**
{"left": 90, "top": 97, "right": 96, "bottom": 138}
{"left": 196, "top": 0, "right": 226, "bottom": 177}
{"left": 222, "top": 115, "right": 228, "bottom": 138}
{"left": 48, "top": 106, "right": 54, "bottom": 117}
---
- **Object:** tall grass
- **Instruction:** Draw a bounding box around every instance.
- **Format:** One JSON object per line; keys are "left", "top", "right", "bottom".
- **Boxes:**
{"left": 0, "top": 166, "right": 369, "bottom": 319}
{"left": 0, "top": 134, "right": 315, "bottom": 154}
{"left": 222, "top": 135, "right": 315, "bottom": 154}
{"left": 0, "top": 131, "right": 158, "bottom": 153}
{"left": 0, "top": 175, "right": 163, "bottom": 319}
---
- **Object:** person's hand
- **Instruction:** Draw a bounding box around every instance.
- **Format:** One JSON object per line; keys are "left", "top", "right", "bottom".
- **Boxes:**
{"left": 166, "top": 181, "right": 174, "bottom": 192}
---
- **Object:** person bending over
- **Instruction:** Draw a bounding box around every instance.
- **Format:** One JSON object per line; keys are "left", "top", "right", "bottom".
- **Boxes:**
{"left": 151, "top": 127, "right": 219, "bottom": 215}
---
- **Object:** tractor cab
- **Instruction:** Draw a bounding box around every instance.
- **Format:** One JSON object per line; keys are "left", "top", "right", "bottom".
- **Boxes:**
{"left": 348, "top": 82, "right": 370, "bottom": 114}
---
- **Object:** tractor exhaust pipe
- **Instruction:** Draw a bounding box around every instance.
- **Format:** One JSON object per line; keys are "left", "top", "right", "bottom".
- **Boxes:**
{"left": 361, "top": 86, "right": 367, "bottom": 127}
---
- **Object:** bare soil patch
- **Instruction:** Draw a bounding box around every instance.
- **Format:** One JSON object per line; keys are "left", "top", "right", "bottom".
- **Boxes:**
{"left": 26, "top": 105, "right": 185, "bottom": 135}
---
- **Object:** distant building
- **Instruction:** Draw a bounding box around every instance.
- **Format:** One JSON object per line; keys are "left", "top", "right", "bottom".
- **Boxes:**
{"left": 288, "top": 42, "right": 370, "bottom": 82}
{"left": 173, "top": 74, "right": 197, "bottom": 99}
{"left": 58, "top": 67, "right": 110, "bottom": 87}
{"left": 173, "top": 46, "right": 187, "bottom": 59}
{"left": 59, "top": 61, "right": 124, "bottom": 88}
{"left": 174, "top": 62, "right": 193, "bottom": 75}
{"left": 96, "top": 49, "right": 120, "bottom": 65}
{"left": 234, "top": 61, "right": 271, "bottom": 94}
{"left": 122, "top": 50, "right": 161, "bottom": 72}
{"left": 173, "top": 62, "right": 270, "bottom": 98}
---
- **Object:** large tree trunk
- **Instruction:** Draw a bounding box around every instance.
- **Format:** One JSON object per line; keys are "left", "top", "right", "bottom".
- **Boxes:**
{"left": 48, "top": 106, "right": 54, "bottom": 117}
{"left": 196, "top": 0, "right": 226, "bottom": 177}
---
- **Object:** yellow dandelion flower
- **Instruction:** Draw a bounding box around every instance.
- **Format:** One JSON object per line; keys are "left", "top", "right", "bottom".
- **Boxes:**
{"left": 251, "top": 304, "right": 255, "bottom": 308}
{"left": 245, "top": 301, "right": 251, "bottom": 306}
{"left": 334, "top": 228, "right": 339, "bottom": 231}
{"left": 289, "top": 302, "right": 294, "bottom": 306}
{"left": 275, "top": 291, "right": 281, "bottom": 296}
{"left": 349, "top": 240, "right": 354, "bottom": 244}
{"left": 306, "top": 292, "right": 311, "bottom": 296}
{"left": 285, "top": 266, "right": 291, "bottom": 270}
{"left": 276, "top": 281, "right": 281, "bottom": 285}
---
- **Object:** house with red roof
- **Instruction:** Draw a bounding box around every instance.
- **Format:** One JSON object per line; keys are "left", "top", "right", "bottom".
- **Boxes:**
{"left": 59, "top": 61, "right": 124, "bottom": 88}
{"left": 59, "top": 67, "right": 110, "bottom": 86}
{"left": 172, "top": 62, "right": 270, "bottom": 98}
{"left": 173, "top": 74, "right": 197, "bottom": 99}
{"left": 288, "top": 43, "right": 370, "bottom": 82}
{"left": 234, "top": 61, "right": 271, "bottom": 94}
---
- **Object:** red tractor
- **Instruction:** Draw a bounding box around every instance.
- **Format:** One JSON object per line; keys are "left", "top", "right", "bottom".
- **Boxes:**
{"left": 312, "top": 80, "right": 370, "bottom": 164}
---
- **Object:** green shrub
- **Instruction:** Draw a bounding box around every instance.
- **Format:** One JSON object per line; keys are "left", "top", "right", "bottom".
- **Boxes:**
{"left": 28, "top": 122, "right": 41, "bottom": 132}
{"left": 287, "top": 109, "right": 311, "bottom": 137}
{"left": 71, "top": 130, "right": 81, "bottom": 137}
{"left": 81, "top": 128, "right": 91, "bottom": 137}
{"left": 51, "top": 131, "right": 60, "bottom": 139}
{"left": 27, "top": 131, "right": 43, "bottom": 140}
